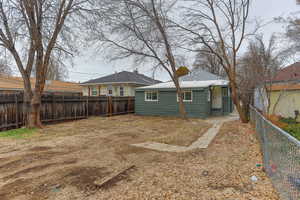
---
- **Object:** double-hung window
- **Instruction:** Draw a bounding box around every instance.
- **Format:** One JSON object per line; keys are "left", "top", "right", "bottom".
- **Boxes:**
{"left": 92, "top": 87, "right": 97, "bottom": 96}
{"left": 107, "top": 86, "right": 113, "bottom": 96}
{"left": 120, "top": 86, "right": 124, "bottom": 96}
{"left": 145, "top": 91, "right": 158, "bottom": 101}
{"left": 177, "top": 91, "right": 192, "bottom": 102}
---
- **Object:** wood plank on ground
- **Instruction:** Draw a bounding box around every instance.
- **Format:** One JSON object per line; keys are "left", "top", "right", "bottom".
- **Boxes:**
{"left": 94, "top": 165, "right": 135, "bottom": 188}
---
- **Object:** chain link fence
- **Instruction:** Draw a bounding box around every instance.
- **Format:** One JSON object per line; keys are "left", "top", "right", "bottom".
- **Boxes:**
{"left": 250, "top": 105, "right": 300, "bottom": 200}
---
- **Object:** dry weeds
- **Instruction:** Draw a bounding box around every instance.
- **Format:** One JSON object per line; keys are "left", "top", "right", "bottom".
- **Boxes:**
{"left": 0, "top": 115, "right": 279, "bottom": 200}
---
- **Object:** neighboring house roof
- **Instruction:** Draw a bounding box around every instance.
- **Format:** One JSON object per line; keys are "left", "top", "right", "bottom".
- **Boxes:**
{"left": 81, "top": 71, "right": 161, "bottom": 85}
{"left": 0, "top": 76, "right": 82, "bottom": 93}
{"left": 180, "top": 68, "right": 223, "bottom": 81}
{"left": 137, "top": 80, "right": 229, "bottom": 90}
{"left": 272, "top": 62, "right": 300, "bottom": 83}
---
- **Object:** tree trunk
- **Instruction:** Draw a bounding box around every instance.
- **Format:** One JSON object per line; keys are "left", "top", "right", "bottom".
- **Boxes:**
{"left": 230, "top": 81, "right": 249, "bottom": 123}
{"left": 23, "top": 90, "right": 32, "bottom": 127}
{"left": 22, "top": 77, "right": 33, "bottom": 128}
{"left": 28, "top": 92, "right": 43, "bottom": 128}
{"left": 173, "top": 78, "right": 187, "bottom": 119}
{"left": 177, "top": 89, "right": 187, "bottom": 119}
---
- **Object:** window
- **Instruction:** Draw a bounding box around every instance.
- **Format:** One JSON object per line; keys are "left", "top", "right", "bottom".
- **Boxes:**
{"left": 222, "top": 87, "right": 228, "bottom": 97}
{"left": 120, "top": 86, "right": 124, "bottom": 96}
{"left": 177, "top": 91, "right": 192, "bottom": 102}
{"left": 107, "top": 85, "right": 113, "bottom": 96}
{"left": 92, "top": 87, "right": 97, "bottom": 96}
{"left": 145, "top": 91, "right": 158, "bottom": 101}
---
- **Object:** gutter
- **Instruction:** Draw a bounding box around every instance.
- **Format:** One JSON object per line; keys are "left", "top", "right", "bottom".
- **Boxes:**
{"left": 80, "top": 82, "right": 150, "bottom": 86}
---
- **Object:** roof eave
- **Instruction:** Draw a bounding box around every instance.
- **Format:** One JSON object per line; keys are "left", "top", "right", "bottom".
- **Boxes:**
{"left": 80, "top": 81, "right": 152, "bottom": 86}
{"left": 136, "top": 84, "right": 228, "bottom": 91}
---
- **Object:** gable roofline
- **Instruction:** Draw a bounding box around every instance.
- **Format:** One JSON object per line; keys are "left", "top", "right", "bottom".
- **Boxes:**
{"left": 81, "top": 70, "right": 161, "bottom": 86}
{"left": 136, "top": 80, "right": 229, "bottom": 90}
{"left": 180, "top": 68, "right": 224, "bottom": 81}
{"left": 272, "top": 62, "right": 300, "bottom": 82}
{"left": 80, "top": 81, "right": 150, "bottom": 86}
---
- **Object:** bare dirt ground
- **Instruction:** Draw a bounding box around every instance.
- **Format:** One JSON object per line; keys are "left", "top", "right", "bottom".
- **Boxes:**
{"left": 0, "top": 115, "right": 279, "bottom": 200}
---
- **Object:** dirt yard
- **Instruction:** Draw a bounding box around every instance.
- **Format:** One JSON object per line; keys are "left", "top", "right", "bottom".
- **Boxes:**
{"left": 0, "top": 115, "right": 279, "bottom": 200}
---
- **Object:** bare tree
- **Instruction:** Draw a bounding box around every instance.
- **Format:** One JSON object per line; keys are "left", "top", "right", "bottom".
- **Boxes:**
{"left": 175, "top": 0, "right": 254, "bottom": 122}
{"left": 88, "top": 0, "right": 188, "bottom": 118}
{"left": 47, "top": 59, "right": 69, "bottom": 81}
{"left": 238, "top": 35, "right": 287, "bottom": 115}
{"left": 32, "top": 58, "right": 69, "bottom": 81}
{"left": 46, "top": 61, "right": 68, "bottom": 81}
{"left": 0, "top": 58, "right": 11, "bottom": 75}
{"left": 193, "top": 45, "right": 226, "bottom": 78}
{"left": 285, "top": 17, "right": 300, "bottom": 55}
{"left": 0, "top": 0, "right": 86, "bottom": 128}
{"left": 275, "top": 1, "right": 300, "bottom": 55}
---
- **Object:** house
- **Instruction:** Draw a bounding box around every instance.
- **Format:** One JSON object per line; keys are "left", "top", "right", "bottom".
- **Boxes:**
{"left": 0, "top": 76, "right": 82, "bottom": 95}
{"left": 80, "top": 70, "right": 161, "bottom": 96}
{"left": 266, "top": 62, "right": 300, "bottom": 120}
{"left": 135, "top": 69, "right": 233, "bottom": 118}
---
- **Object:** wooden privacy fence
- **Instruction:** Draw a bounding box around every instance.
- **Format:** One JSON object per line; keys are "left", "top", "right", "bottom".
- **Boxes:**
{"left": 0, "top": 94, "right": 135, "bottom": 130}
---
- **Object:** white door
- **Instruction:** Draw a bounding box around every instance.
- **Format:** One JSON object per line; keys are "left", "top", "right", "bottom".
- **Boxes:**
{"left": 212, "top": 87, "right": 222, "bottom": 109}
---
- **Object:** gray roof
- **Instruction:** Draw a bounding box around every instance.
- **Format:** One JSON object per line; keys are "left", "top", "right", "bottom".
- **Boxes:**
{"left": 180, "top": 68, "right": 222, "bottom": 81}
{"left": 82, "top": 71, "right": 161, "bottom": 85}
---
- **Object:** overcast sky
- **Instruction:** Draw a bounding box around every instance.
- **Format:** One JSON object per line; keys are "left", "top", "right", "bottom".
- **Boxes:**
{"left": 68, "top": 0, "right": 299, "bottom": 83}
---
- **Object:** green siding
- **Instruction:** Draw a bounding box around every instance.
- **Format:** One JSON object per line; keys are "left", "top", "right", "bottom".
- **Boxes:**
{"left": 222, "top": 96, "right": 233, "bottom": 114}
{"left": 135, "top": 89, "right": 210, "bottom": 118}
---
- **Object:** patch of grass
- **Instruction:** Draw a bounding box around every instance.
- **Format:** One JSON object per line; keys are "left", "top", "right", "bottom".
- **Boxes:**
{"left": 0, "top": 128, "right": 37, "bottom": 139}
{"left": 283, "top": 124, "right": 300, "bottom": 140}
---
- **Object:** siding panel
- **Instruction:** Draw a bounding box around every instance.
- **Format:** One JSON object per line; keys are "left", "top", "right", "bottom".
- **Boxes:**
{"left": 135, "top": 89, "right": 209, "bottom": 118}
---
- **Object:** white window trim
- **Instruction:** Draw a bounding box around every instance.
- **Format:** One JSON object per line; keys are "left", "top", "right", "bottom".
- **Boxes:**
{"left": 91, "top": 87, "right": 98, "bottom": 96}
{"left": 108, "top": 88, "right": 113, "bottom": 96}
{"left": 145, "top": 91, "right": 159, "bottom": 102}
{"left": 120, "top": 86, "right": 124, "bottom": 96}
{"left": 177, "top": 90, "right": 193, "bottom": 102}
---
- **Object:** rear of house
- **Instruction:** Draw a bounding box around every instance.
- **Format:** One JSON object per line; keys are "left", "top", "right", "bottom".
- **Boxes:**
{"left": 254, "top": 62, "right": 300, "bottom": 121}
{"left": 269, "top": 84, "right": 300, "bottom": 121}
{"left": 135, "top": 80, "right": 233, "bottom": 118}
{"left": 80, "top": 70, "right": 161, "bottom": 97}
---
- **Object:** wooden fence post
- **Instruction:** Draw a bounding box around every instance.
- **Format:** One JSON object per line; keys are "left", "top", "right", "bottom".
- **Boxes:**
{"left": 110, "top": 96, "right": 113, "bottom": 116}
{"left": 63, "top": 94, "right": 65, "bottom": 119}
{"left": 98, "top": 96, "right": 102, "bottom": 115}
{"left": 107, "top": 96, "right": 113, "bottom": 117}
{"left": 52, "top": 94, "right": 55, "bottom": 120}
{"left": 128, "top": 96, "right": 131, "bottom": 113}
{"left": 86, "top": 97, "right": 89, "bottom": 118}
{"left": 75, "top": 96, "right": 78, "bottom": 120}
{"left": 15, "top": 94, "right": 19, "bottom": 128}
{"left": 106, "top": 96, "right": 109, "bottom": 116}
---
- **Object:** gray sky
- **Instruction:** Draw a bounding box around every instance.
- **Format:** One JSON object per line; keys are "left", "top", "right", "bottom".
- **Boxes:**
{"left": 68, "top": 0, "right": 299, "bottom": 83}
